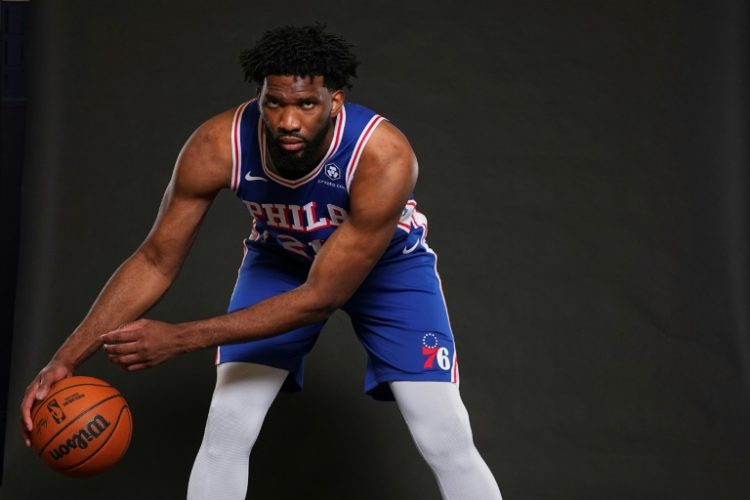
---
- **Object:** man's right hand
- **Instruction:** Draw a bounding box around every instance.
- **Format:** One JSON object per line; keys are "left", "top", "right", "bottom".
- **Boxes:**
{"left": 20, "top": 361, "right": 73, "bottom": 447}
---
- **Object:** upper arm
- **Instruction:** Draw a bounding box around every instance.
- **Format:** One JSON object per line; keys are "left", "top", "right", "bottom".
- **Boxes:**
{"left": 137, "top": 108, "right": 234, "bottom": 275}
{"left": 304, "top": 120, "right": 418, "bottom": 307}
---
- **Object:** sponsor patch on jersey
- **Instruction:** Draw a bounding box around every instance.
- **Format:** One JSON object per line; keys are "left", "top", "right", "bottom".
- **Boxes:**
{"left": 317, "top": 179, "right": 346, "bottom": 190}
{"left": 324, "top": 162, "right": 341, "bottom": 181}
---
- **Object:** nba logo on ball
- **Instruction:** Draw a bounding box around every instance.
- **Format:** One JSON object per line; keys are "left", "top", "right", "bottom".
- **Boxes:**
{"left": 30, "top": 376, "right": 133, "bottom": 477}
{"left": 46, "top": 399, "right": 66, "bottom": 424}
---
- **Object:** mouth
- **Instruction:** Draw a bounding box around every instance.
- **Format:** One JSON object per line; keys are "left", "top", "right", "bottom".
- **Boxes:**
{"left": 277, "top": 137, "right": 305, "bottom": 153}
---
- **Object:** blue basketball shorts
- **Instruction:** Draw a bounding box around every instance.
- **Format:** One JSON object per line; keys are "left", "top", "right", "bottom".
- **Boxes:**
{"left": 215, "top": 241, "right": 458, "bottom": 401}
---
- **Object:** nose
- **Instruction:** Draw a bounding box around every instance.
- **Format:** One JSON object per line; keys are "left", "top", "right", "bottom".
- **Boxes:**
{"left": 278, "top": 106, "right": 301, "bottom": 133}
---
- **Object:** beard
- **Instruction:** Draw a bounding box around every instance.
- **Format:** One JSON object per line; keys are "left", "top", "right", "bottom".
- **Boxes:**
{"left": 265, "top": 120, "right": 332, "bottom": 179}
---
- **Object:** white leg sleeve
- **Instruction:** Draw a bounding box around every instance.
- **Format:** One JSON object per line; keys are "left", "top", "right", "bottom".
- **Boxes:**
{"left": 390, "top": 381, "right": 503, "bottom": 500}
{"left": 187, "top": 362, "right": 288, "bottom": 500}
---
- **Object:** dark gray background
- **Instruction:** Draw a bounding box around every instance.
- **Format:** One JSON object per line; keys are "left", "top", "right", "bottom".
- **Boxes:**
{"left": 3, "top": 0, "right": 748, "bottom": 499}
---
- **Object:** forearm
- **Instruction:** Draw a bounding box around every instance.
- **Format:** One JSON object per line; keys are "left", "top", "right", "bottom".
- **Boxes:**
{"left": 176, "top": 283, "right": 334, "bottom": 352}
{"left": 52, "top": 249, "right": 177, "bottom": 367}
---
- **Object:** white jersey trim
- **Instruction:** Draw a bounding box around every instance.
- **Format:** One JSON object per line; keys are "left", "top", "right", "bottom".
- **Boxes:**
{"left": 230, "top": 100, "right": 254, "bottom": 192}
{"left": 427, "top": 248, "right": 458, "bottom": 384}
{"left": 398, "top": 200, "right": 418, "bottom": 233}
{"left": 345, "top": 114, "right": 386, "bottom": 193}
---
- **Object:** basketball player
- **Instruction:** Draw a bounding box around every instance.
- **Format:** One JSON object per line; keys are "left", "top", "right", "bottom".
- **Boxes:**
{"left": 21, "top": 25, "right": 502, "bottom": 499}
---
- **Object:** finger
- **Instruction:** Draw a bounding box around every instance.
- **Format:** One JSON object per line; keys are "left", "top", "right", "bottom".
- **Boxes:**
{"left": 35, "top": 373, "right": 51, "bottom": 400}
{"left": 20, "top": 388, "right": 35, "bottom": 429}
{"left": 107, "top": 354, "right": 126, "bottom": 368}
{"left": 22, "top": 373, "right": 53, "bottom": 432}
{"left": 102, "top": 341, "right": 139, "bottom": 356}
{"left": 107, "top": 353, "right": 143, "bottom": 369}
{"left": 101, "top": 329, "right": 140, "bottom": 344}
{"left": 20, "top": 387, "right": 37, "bottom": 439}
{"left": 19, "top": 418, "right": 31, "bottom": 447}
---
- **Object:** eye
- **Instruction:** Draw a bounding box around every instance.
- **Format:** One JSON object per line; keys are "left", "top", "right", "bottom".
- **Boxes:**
{"left": 264, "top": 98, "right": 280, "bottom": 108}
{"left": 300, "top": 100, "right": 316, "bottom": 110}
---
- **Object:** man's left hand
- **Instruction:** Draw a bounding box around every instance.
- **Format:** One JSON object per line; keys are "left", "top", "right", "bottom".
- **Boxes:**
{"left": 101, "top": 319, "right": 183, "bottom": 371}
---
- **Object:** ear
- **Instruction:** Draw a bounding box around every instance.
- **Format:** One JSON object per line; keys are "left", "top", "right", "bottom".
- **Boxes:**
{"left": 329, "top": 89, "right": 345, "bottom": 118}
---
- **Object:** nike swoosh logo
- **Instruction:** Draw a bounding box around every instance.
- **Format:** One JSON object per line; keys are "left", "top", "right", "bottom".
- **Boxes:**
{"left": 403, "top": 240, "right": 421, "bottom": 254}
{"left": 245, "top": 172, "right": 267, "bottom": 182}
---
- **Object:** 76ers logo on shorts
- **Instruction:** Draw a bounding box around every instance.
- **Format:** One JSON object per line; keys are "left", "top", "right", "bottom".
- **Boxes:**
{"left": 421, "top": 333, "right": 451, "bottom": 370}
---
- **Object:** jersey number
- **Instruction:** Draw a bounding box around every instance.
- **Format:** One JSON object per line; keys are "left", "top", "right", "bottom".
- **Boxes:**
{"left": 276, "top": 235, "right": 324, "bottom": 260}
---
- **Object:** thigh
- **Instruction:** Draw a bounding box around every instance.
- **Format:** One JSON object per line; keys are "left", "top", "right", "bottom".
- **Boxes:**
{"left": 211, "top": 362, "right": 288, "bottom": 410}
{"left": 205, "top": 363, "right": 288, "bottom": 429}
{"left": 390, "top": 380, "right": 469, "bottom": 427}
{"left": 217, "top": 245, "right": 324, "bottom": 393}
{"left": 344, "top": 251, "right": 458, "bottom": 400}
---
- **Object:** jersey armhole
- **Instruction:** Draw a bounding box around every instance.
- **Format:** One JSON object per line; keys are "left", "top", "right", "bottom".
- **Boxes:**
{"left": 230, "top": 100, "right": 254, "bottom": 192}
{"left": 344, "top": 115, "right": 387, "bottom": 193}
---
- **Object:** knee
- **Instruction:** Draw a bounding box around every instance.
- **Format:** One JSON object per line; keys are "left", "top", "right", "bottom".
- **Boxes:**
{"left": 203, "top": 399, "right": 264, "bottom": 453}
{"left": 408, "top": 408, "right": 478, "bottom": 470}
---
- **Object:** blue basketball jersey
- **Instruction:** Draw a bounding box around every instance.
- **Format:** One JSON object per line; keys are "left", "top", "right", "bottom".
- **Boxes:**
{"left": 230, "top": 100, "right": 426, "bottom": 262}
{"left": 220, "top": 100, "right": 459, "bottom": 399}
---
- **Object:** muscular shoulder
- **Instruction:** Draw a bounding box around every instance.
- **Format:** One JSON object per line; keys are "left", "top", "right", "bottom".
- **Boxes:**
{"left": 348, "top": 120, "right": 417, "bottom": 219}
{"left": 172, "top": 107, "right": 237, "bottom": 197}
{"left": 353, "top": 121, "right": 418, "bottom": 194}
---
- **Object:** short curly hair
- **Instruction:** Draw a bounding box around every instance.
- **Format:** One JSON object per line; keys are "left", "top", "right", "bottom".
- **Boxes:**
{"left": 239, "top": 24, "right": 359, "bottom": 91}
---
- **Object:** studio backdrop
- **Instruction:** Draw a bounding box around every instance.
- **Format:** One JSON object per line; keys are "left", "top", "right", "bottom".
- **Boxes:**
{"left": 2, "top": 1, "right": 748, "bottom": 499}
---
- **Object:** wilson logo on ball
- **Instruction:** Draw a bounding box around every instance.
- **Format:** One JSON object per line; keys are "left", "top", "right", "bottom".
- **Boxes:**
{"left": 48, "top": 414, "right": 112, "bottom": 461}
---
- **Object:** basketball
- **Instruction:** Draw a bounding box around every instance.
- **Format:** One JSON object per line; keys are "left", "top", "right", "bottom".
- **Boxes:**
{"left": 30, "top": 375, "right": 132, "bottom": 477}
